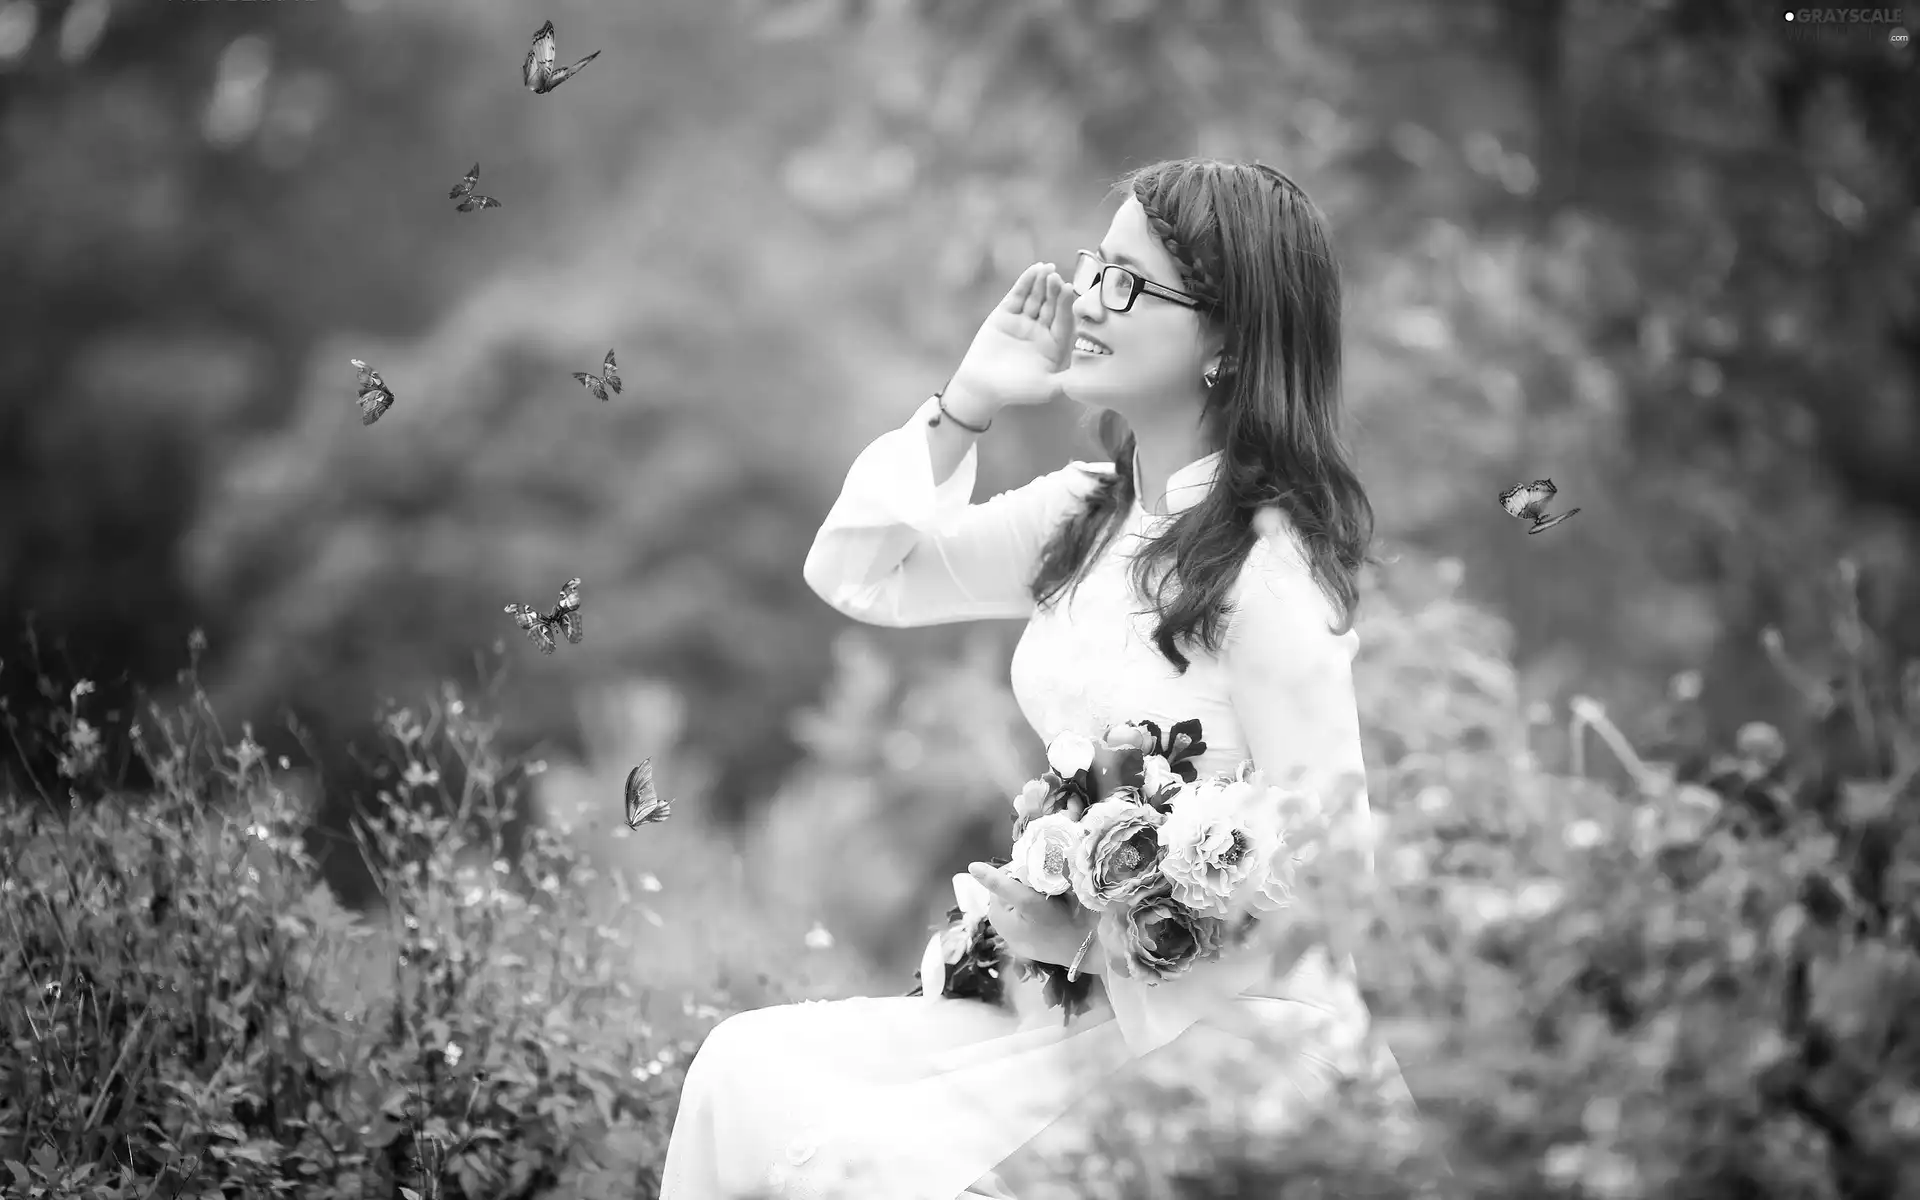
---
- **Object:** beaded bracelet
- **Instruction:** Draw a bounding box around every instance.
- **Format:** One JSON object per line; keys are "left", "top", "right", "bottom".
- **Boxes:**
{"left": 1066, "top": 928, "right": 1098, "bottom": 982}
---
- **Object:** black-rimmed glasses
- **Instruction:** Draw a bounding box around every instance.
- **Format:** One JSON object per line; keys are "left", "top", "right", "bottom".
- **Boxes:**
{"left": 1072, "top": 249, "right": 1211, "bottom": 314}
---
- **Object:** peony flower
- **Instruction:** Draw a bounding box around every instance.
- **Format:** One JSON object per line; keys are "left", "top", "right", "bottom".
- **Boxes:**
{"left": 1046, "top": 731, "right": 1096, "bottom": 777}
{"left": 1012, "top": 779, "right": 1050, "bottom": 821}
{"left": 1157, "top": 777, "right": 1298, "bottom": 919}
{"left": 1069, "top": 798, "right": 1166, "bottom": 911}
{"left": 1141, "top": 754, "right": 1180, "bottom": 801}
{"left": 1007, "top": 812, "right": 1088, "bottom": 897}
{"left": 1103, "top": 721, "right": 1154, "bottom": 752}
{"left": 1097, "top": 878, "right": 1230, "bottom": 982}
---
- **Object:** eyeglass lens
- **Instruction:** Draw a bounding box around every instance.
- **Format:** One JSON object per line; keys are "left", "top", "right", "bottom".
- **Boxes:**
{"left": 1074, "top": 252, "right": 1136, "bottom": 312}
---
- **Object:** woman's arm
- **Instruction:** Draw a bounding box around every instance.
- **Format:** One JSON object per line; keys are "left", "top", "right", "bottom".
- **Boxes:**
{"left": 802, "top": 394, "right": 1112, "bottom": 628}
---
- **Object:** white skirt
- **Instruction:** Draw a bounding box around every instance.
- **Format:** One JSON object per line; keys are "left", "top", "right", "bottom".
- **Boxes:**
{"left": 657, "top": 924, "right": 1415, "bottom": 1200}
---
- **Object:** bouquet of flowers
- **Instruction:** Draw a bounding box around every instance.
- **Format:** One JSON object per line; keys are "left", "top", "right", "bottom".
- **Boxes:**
{"left": 914, "top": 718, "right": 1341, "bottom": 1025}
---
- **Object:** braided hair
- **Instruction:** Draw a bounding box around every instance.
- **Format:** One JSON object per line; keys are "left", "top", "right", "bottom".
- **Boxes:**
{"left": 1028, "top": 158, "right": 1374, "bottom": 670}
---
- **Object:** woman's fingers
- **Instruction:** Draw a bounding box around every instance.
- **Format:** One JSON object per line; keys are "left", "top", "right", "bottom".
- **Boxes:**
{"left": 999, "top": 262, "right": 1040, "bottom": 313}
{"left": 1023, "top": 262, "right": 1052, "bottom": 321}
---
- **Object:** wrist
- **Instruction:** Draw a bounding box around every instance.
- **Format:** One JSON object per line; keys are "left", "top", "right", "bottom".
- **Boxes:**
{"left": 939, "top": 378, "right": 1001, "bottom": 429}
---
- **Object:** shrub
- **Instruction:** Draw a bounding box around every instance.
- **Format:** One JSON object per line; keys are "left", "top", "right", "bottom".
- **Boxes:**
{"left": 0, "top": 638, "right": 687, "bottom": 1199}
{"left": 1028, "top": 557, "right": 1920, "bottom": 1199}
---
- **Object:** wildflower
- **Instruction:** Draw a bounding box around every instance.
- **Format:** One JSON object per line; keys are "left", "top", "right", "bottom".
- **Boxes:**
{"left": 402, "top": 761, "right": 441, "bottom": 789}
{"left": 638, "top": 872, "right": 663, "bottom": 893}
{"left": 69, "top": 679, "right": 94, "bottom": 703}
{"left": 443, "top": 1042, "right": 463, "bottom": 1068}
{"left": 804, "top": 921, "right": 834, "bottom": 950}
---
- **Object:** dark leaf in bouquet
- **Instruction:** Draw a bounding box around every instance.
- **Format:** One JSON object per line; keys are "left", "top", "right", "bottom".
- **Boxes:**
{"left": 1162, "top": 719, "right": 1207, "bottom": 780}
{"left": 1019, "top": 958, "right": 1095, "bottom": 1024}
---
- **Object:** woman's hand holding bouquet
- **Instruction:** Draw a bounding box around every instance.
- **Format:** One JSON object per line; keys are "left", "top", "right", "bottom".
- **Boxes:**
{"left": 914, "top": 717, "right": 1354, "bottom": 1027}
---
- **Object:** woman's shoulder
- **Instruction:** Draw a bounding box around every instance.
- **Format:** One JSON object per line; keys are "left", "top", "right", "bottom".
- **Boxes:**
{"left": 1232, "top": 505, "right": 1350, "bottom": 646}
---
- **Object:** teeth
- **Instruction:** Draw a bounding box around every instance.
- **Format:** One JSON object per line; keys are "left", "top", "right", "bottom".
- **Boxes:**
{"left": 1075, "top": 337, "right": 1110, "bottom": 355}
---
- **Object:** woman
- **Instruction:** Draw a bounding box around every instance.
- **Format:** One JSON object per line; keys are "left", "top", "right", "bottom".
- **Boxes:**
{"left": 659, "top": 158, "right": 1416, "bottom": 1200}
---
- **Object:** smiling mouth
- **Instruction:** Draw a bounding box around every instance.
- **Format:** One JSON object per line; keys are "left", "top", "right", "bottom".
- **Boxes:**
{"left": 1073, "top": 335, "right": 1111, "bottom": 356}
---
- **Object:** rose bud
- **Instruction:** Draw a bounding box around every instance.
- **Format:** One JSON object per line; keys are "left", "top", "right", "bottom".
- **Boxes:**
{"left": 1013, "top": 779, "right": 1050, "bottom": 820}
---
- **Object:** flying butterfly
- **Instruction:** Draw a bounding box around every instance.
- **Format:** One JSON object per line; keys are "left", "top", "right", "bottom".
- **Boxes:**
{"left": 1499, "top": 478, "right": 1581, "bottom": 535}
{"left": 503, "top": 576, "right": 582, "bottom": 655}
{"left": 350, "top": 358, "right": 395, "bottom": 425}
{"left": 623, "top": 758, "right": 672, "bottom": 831}
{"left": 572, "top": 349, "right": 622, "bottom": 402}
{"left": 448, "top": 162, "right": 501, "bottom": 213}
{"left": 524, "top": 20, "right": 601, "bottom": 95}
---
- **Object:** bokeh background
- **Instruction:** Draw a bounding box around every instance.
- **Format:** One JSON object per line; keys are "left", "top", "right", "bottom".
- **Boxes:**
{"left": 3, "top": 0, "right": 1919, "bottom": 1193}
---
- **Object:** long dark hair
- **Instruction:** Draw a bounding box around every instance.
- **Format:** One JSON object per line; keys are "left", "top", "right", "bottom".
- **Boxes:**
{"left": 1028, "top": 158, "right": 1374, "bottom": 672}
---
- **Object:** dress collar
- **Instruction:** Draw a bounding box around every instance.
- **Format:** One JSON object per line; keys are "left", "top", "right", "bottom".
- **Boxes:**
{"left": 1131, "top": 449, "right": 1224, "bottom": 518}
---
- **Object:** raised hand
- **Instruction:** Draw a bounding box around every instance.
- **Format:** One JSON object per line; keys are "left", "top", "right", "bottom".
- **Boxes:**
{"left": 944, "top": 262, "right": 1078, "bottom": 421}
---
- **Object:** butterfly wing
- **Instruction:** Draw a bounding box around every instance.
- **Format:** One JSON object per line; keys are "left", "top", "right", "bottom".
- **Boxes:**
{"left": 1498, "top": 483, "right": 1528, "bottom": 518}
{"left": 551, "top": 576, "right": 583, "bottom": 644}
{"left": 450, "top": 164, "right": 479, "bottom": 200}
{"left": 1528, "top": 507, "right": 1580, "bottom": 535}
{"left": 625, "top": 759, "right": 672, "bottom": 828}
{"left": 456, "top": 195, "right": 501, "bottom": 212}
{"left": 602, "top": 349, "right": 621, "bottom": 394}
{"left": 357, "top": 386, "right": 394, "bottom": 426}
{"left": 352, "top": 362, "right": 393, "bottom": 424}
{"left": 505, "top": 603, "right": 556, "bottom": 654}
{"left": 572, "top": 371, "right": 608, "bottom": 402}
{"left": 525, "top": 21, "right": 555, "bottom": 90}
{"left": 543, "top": 49, "right": 600, "bottom": 92}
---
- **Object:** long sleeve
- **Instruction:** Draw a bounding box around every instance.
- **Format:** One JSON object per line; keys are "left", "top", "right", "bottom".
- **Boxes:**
{"left": 803, "top": 396, "right": 1113, "bottom": 627}
{"left": 1100, "top": 509, "right": 1375, "bottom": 1058}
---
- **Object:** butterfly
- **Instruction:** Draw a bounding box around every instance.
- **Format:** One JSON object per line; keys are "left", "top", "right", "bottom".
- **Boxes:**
{"left": 572, "top": 349, "right": 622, "bottom": 402}
{"left": 1499, "top": 478, "right": 1581, "bottom": 535}
{"left": 449, "top": 163, "right": 501, "bottom": 213}
{"left": 623, "top": 758, "right": 672, "bottom": 830}
{"left": 350, "top": 358, "right": 395, "bottom": 425}
{"left": 502, "top": 576, "right": 582, "bottom": 655}
{"left": 524, "top": 20, "right": 601, "bottom": 95}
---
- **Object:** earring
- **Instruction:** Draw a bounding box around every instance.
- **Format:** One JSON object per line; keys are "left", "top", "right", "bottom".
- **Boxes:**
{"left": 1203, "top": 365, "right": 1220, "bottom": 389}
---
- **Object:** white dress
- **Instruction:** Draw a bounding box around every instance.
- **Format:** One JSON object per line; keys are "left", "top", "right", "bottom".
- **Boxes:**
{"left": 658, "top": 397, "right": 1415, "bottom": 1200}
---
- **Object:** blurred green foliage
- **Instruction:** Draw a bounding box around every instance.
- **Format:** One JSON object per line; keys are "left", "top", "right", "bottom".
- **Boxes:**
{"left": 5, "top": 549, "right": 1917, "bottom": 1197}
{"left": 4, "top": 0, "right": 1916, "bottom": 870}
